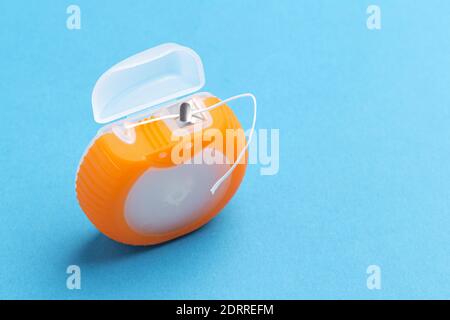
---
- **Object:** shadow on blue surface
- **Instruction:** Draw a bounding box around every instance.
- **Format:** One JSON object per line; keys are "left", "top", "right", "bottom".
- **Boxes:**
{"left": 75, "top": 233, "right": 157, "bottom": 264}
{"left": 70, "top": 210, "right": 229, "bottom": 265}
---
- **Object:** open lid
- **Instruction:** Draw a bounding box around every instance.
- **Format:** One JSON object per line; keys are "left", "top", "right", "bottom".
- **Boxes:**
{"left": 91, "top": 43, "right": 205, "bottom": 123}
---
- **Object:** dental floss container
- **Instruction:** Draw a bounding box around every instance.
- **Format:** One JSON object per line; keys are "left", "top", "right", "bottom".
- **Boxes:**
{"left": 75, "top": 43, "right": 254, "bottom": 245}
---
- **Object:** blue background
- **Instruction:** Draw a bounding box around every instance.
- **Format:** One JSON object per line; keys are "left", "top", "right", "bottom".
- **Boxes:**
{"left": 1, "top": 0, "right": 449, "bottom": 299}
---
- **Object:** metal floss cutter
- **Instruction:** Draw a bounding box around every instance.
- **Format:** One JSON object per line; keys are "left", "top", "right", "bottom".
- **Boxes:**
{"left": 75, "top": 43, "right": 255, "bottom": 246}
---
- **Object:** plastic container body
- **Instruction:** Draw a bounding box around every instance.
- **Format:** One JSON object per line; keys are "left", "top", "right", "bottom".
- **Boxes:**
{"left": 76, "top": 95, "right": 247, "bottom": 245}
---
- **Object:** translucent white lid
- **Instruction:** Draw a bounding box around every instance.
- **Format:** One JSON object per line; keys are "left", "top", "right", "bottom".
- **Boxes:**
{"left": 91, "top": 43, "right": 205, "bottom": 123}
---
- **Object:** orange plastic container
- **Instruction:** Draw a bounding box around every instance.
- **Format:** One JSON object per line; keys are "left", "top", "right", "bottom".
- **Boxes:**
{"left": 75, "top": 44, "right": 251, "bottom": 245}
